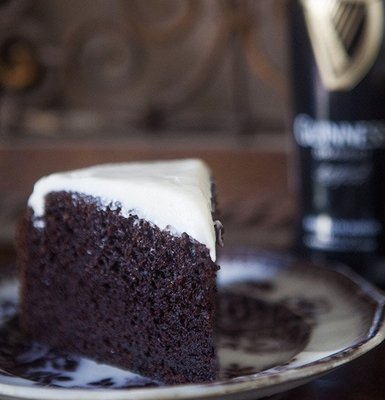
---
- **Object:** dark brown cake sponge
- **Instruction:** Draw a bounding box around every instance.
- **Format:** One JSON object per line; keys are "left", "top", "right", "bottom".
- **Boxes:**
{"left": 17, "top": 191, "right": 219, "bottom": 384}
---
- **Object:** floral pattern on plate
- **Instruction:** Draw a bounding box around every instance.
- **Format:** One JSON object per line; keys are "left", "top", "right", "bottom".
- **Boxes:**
{"left": 0, "top": 250, "right": 383, "bottom": 400}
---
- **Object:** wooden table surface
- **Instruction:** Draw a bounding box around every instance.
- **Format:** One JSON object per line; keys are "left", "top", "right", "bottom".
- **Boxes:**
{"left": 281, "top": 340, "right": 385, "bottom": 400}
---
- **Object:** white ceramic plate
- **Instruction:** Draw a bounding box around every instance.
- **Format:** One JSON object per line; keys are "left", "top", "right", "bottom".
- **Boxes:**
{"left": 0, "top": 250, "right": 384, "bottom": 400}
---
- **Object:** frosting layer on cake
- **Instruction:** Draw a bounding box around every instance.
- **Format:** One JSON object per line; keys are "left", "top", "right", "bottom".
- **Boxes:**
{"left": 28, "top": 159, "right": 217, "bottom": 260}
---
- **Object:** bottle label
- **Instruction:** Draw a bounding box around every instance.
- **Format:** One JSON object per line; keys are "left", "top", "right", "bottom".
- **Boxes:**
{"left": 294, "top": 114, "right": 385, "bottom": 253}
{"left": 302, "top": 215, "right": 381, "bottom": 252}
{"left": 301, "top": 0, "right": 384, "bottom": 90}
{"left": 294, "top": 114, "right": 385, "bottom": 152}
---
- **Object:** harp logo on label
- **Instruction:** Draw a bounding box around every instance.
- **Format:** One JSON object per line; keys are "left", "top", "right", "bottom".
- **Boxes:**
{"left": 301, "top": 0, "right": 384, "bottom": 90}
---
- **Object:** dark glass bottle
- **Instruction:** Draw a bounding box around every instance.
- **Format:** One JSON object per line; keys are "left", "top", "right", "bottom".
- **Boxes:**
{"left": 289, "top": 0, "right": 385, "bottom": 285}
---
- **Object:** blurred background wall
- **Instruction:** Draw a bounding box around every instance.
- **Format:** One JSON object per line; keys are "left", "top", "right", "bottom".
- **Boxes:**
{"left": 0, "top": 0, "right": 288, "bottom": 136}
{"left": 0, "top": 0, "right": 292, "bottom": 257}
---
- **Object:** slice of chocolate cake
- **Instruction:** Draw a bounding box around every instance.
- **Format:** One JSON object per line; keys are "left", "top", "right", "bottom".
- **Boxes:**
{"left": 16, "top": 159, "right": 222, "bottom": 385}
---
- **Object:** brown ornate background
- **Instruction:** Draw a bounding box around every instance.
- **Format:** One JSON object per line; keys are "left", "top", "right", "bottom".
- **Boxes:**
{"left": 0, "top": 0, "right": 288, "bottom": 136}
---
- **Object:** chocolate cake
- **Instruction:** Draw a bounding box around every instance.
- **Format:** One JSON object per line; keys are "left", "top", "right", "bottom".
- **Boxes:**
{"left": 16, "top": 159, "right": 223, "bottom": 385}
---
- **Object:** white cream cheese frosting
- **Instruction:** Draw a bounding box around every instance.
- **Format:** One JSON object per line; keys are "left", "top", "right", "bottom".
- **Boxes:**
{"left": 28, "top": 159, "right": 217, "bottom": 261}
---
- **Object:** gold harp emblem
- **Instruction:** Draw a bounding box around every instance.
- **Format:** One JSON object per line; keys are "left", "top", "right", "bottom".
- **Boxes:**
{"left": 301, "top": 0, "right": 384, "bottom": 90}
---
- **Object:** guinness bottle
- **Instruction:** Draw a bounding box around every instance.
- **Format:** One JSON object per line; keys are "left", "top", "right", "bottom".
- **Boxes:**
{"left": 290, "top": 0, "right": 385, "bottom": 284}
